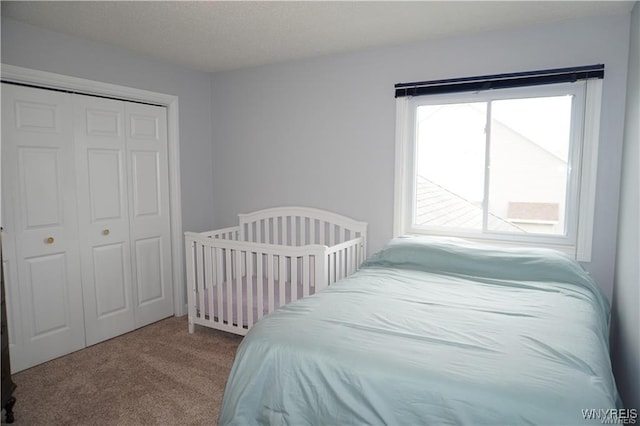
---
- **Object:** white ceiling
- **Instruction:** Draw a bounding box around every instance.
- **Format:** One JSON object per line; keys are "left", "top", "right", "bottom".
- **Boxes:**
{"left": 1, "top": 1, "right": 635, "bottom": 73}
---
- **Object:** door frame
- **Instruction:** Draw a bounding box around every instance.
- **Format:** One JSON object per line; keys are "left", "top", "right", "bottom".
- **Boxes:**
{"left": 1, "top": 64, "right": 186, "bottom": 316}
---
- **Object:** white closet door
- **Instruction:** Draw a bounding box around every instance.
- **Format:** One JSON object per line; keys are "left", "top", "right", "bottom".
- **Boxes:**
{"left": 125, "top": 103, "right": 173, "bottom": 327}
{"left": 73, "top": 95, "right": 135, "bottom": 346}
{"left": 1, "top": 162, "right": 24, "bottom": 368}
{"left": 2, "top": 194, "right": 24, "bottom": 367}
{"left": 1, "top": 84, "right": 85, "bottom": 371}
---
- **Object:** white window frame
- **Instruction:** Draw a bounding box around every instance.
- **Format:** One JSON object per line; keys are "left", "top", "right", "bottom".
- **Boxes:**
{"left": 394, "top": 79, "right": 602, "bottom": 261}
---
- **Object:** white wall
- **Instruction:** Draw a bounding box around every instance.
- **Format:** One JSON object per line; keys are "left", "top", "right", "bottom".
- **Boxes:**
{"left": 210, "top": 14, "right": 630, "bottom": 299}
{"left": 611, "top": 2, "right": 640, "bottom": 410}
{"left": 1, "top": 17, "right": 215, "bottom": 234}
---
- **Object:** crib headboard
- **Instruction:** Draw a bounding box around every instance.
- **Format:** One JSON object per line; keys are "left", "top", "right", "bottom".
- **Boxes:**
{"left": 238, "top": 206, "right": 367, "bottom": 253}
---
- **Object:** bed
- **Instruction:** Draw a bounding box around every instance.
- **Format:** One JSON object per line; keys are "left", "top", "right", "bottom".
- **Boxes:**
{"left": 218, "top": 236, "right": 621, "bottom": 425}
{"left": 185, "top": 206, "right": 367, "bottom": 335}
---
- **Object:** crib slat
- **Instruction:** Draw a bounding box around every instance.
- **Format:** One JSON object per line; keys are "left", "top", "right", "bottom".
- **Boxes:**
{"left": 309, "top": 258, "right": 315, "bottom": 294}
{"left": 323, "top": 251, "right": 330, "bottom": 290}
{"left": 266, "top": 218, "right": 271, "bottom": 245}
{"left": 246, "top": 251, "right": 254, "bottom": 328}
{"left": 186, "top": 239, "right": 196, "bottom": 333}
{"left": 267, "top": 253, "right": 275, "bottom": 312}
{"left": 310, "top": 218, "right": 316, "bottom": 244}
{"left": 280, "top": 216, "right": 286, "bottom": 245}
{"left": 291, "top": 256, "right": 298, "bottom": 303}
{"left": 292, "top": 216, "right": 298, "bottom": 247}
{"left": 197, "top": 244, "right": 206, "bottom": 321}
{"left": 216, "top": 247, "right": 223, "bottom": 324}
{"left": 257, "top": 252, "right": 264, "bottom": 320}
{"left": 206, "top": 245, "right": 215, "bottom": 321}
{"left": 225, "top": 248, "right": 233, "bottom": 325}
{"left": 344, "top": 246, "right": 350, "bottom": 277}
{"left": 330, "top": 252, "right": 336, "bottom": 285}
{"left": 347, "top": 247, "right": 351, "bottom": 276}
{"left": 303, "top": 255, "right": 310, "bottom": 297}
{"left": 235, "top": 249, "right": 243, "bottom": 329}
{"left": 288, "top": 216, "right": 292, "bottom": 245}
{"left": 278, "top": 254, "right": 286, "bottom": 307}
{"left": 353, "top": 244, "right": 358, "bottom": 273}
{"left": 352, "top": 244, "right": 357, "bottom": 274}
{"left": 350, "top": 246, "right": 354, "bottom": 275}
{"left": 327, "top": 251, "right": 332, "bottom": 284}
{"left": 319, "top": 221, "right": 325, "bottom": 245}
{"left": 342, "top": 247, "right": 347, "bottom": 278}
{"left": 203, "top": 244, "right": 212, "bottom": 287}
{"left": 346, "top": 246, "right": 351, "bottom": 276}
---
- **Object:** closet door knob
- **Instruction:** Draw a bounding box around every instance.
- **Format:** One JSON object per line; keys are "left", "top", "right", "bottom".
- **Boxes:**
{"left": 46, "top": 237, "right": 55, "bottom": 244}
{"left": 102, "top": 229, "right": 110, "bottom": 236}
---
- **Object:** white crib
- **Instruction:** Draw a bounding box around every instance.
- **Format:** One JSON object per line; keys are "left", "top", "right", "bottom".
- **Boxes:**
{"left": 185, "top": 206, "right": 367, "bottom": 335}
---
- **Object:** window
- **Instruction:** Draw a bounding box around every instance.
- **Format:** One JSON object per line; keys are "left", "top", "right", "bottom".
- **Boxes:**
{"left": 394, "top": 66, "right": 603, "bottom": 260}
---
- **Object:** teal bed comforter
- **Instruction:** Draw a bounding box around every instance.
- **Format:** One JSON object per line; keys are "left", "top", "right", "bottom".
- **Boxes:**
{"left": 219, "top": 236, "right": 620, "bottom": 425}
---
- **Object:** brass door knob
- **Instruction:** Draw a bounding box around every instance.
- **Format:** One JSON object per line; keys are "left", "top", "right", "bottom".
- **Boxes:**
{"left": 46, "top": 237, "right": 55, "bottom": 244}
{"left": 102, "top": 229, "right": 110, "bottom": 236}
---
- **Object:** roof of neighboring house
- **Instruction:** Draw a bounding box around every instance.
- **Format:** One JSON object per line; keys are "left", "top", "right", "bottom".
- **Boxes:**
{"left": 415, "top": 176, "right": 525, "bottom": 233}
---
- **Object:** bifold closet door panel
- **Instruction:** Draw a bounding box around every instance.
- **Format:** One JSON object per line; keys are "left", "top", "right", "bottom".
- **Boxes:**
{"left": 1, "top": 84, "right": 86, "bottom": 371}
{"left": 73, "top": 94, "right": 136, "bottom": 347}
{"left": 0, "top": 189, "right": 21, "bottom": 364}
{"left": 125, "top": 103, "right": 173, "bottom": 328}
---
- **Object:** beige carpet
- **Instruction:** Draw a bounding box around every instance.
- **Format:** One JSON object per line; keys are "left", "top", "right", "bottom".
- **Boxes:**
{"left": 1, "top": 316, "right": 243, "bottom": 426}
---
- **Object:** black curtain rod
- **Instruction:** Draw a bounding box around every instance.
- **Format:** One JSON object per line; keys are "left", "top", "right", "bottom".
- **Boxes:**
{"left": 395, "top": 64, "right": 604, "bottom": 98}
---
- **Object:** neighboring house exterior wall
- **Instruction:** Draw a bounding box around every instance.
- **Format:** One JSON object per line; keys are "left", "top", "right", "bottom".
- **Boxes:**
{"left": 489, "top": 120, "right": 566, "bottom": 235}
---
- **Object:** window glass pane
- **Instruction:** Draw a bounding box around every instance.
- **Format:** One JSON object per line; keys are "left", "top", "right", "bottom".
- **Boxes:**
{"left": 487, "top": 96, "right": 573, "bottom": 235}
{"left": 414, "top": 102, "right": 486, "bottom": 231}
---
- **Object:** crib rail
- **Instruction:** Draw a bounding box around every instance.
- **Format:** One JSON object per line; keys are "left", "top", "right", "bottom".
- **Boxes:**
{"left": 200, "top": 226, "right": 239, "bottom": 240}
{"left": 186, "top": 232, "right": 326, "bottom": 335}
{"left": 324, "top": 237, "right": 366, "bottom": 286}
{"left": 239, "top": 206, "right": 367, "bottom": 251}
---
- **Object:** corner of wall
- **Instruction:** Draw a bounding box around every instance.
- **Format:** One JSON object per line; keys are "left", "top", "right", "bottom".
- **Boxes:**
{"left": 610, "top": 0, "right": 640, "bottom": 410}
